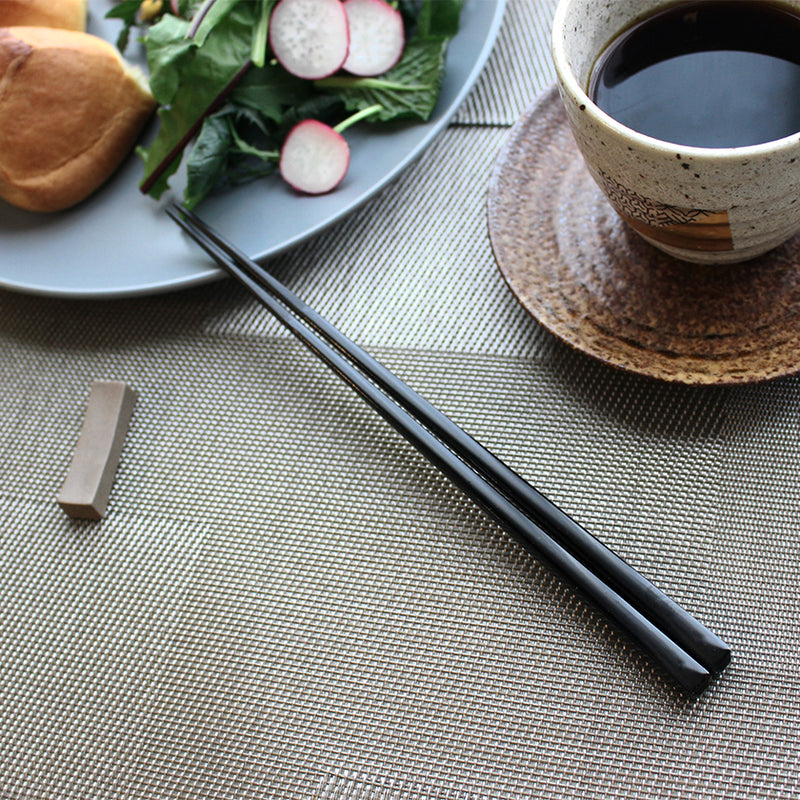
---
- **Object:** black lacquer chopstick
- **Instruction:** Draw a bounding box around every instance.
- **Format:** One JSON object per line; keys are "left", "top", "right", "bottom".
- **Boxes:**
{"left": 170, "top": 203, "right": 731, "bottom": 676}
{"left": 168, "top": 202, "right": 719, "bottom": 692}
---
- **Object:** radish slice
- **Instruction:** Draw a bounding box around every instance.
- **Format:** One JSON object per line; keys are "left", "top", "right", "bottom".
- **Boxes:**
{"left": 269, "top": 0, "right": 350, "bottom": 80}
{"left": 342, "top": 0, "right": 405, "bottom": 77}
{"left": 279, "top": 119, "right": 350, "bottom": 194}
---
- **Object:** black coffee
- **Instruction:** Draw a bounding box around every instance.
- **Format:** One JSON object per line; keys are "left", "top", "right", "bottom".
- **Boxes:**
{"left": 589, "top": 1, "right": 800, "bottom": 148}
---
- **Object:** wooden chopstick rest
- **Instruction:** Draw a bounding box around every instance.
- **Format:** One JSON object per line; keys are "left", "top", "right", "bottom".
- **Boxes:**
{"left": 57, "top": 380, "right": 137, "bottom": 520}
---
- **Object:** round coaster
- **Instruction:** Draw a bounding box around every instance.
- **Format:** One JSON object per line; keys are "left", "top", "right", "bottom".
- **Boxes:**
{"left": 487, "top": 86, "right": 800, "bottom": 385}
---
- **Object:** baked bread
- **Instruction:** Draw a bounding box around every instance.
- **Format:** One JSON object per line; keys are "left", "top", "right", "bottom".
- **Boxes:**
{"left": 0, "top": 0, "right": 88, "bottom": 31}
{"left": 0, "top": 26, "right": 156, "bottom": 212}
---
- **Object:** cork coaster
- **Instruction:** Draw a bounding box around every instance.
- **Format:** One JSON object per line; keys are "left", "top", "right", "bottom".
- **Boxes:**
{"left": 487, "top": 86, "right": 800, "bottom": 385}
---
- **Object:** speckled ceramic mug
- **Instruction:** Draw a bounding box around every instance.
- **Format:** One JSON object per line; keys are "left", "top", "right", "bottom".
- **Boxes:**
{"left": 552, "top": 0, "right": 800, "bottom": 264}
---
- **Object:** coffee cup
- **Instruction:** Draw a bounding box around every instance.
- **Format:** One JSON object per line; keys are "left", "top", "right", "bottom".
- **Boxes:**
{"left": 551, "top": 0, "right": 800, "bottom": 264}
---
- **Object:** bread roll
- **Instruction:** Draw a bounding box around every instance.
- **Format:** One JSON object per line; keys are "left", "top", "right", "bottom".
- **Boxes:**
{"left": 0, "top": 0, "right": 88, "bottom": 31}
{"left": 0, "top": 26, "right": 156, "bottom": 212}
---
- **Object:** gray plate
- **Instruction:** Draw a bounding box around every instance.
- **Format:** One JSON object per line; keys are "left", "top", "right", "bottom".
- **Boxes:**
{"left": 0, "top": 0, "right": 506, "bottom": 298}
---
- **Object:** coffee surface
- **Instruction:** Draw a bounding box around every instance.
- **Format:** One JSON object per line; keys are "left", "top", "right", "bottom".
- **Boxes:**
{"left": 589, "top": 1, "right": 800, "bottom": 148}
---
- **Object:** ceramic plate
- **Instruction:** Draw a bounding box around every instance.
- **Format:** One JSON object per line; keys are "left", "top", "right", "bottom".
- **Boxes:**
{"left": 1, "top": 0, "right": 506, "bottom": 298}
{"left": 488, "top": 87, "right": 800, "bottom": 385}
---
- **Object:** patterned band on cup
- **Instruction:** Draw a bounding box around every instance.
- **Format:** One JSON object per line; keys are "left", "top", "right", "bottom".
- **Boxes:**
{"left": 598, "top": 170, "right": 733, "bottom": 252}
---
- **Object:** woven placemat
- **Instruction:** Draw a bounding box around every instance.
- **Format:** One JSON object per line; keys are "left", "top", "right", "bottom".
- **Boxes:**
{"left": 2, "top": 287, "right": 799, "bottom": 797}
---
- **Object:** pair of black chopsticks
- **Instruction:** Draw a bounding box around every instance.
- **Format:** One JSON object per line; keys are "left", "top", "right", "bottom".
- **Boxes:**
{"left": 167, "top": 201, "right": 730, "bottom": 693}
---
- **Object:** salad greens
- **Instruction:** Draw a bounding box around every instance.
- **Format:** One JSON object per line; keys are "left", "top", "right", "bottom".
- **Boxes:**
{"left": 107, "top": 0, "right": 463, "bottom": 208}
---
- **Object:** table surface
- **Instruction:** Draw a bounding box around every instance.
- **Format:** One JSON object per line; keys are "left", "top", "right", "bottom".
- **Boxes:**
{"left": 3, "top": 1, "right": 799, "bottom": 798}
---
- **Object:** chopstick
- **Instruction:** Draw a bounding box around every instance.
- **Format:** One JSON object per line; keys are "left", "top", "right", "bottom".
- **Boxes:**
{"left": 172, "top": 202, "right": 731, "bottom": 677}
{"left": 167, "top": 201, "right": 729, "bottom": 692}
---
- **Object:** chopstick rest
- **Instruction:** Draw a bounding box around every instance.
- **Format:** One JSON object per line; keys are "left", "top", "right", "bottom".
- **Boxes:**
{"left": 57, "top": 380, "right": 137, "bottom": 520}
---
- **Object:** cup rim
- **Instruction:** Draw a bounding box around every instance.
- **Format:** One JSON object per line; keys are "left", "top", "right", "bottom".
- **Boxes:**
{"left": 550, "top": 0, "right": 800, "bottom": 160}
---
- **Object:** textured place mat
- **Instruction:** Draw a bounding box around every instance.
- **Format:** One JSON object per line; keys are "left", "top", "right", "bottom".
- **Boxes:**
{"left": 488, "top": 87, "right": 800, "bottom": 385}
{"left": 2, "top": 288, "right": 799, "bottom": 798}
{"left": 455, "top": 0, "right": 557, "bottom": 125}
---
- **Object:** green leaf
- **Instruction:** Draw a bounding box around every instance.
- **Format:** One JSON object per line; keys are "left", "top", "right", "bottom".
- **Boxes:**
{"left": 105, "top": 0, "right": 142, "bottom": 22}
{"left": 416, "top": 0, "right": 463, "bottom": 38}
{"left": 105, "top": 0, "right": 142, "bottom": 51}
{"left": 185, "top": 115, "right": 235, "bottom": 209}
{"left": 230, "top": 105, "right": 276, "bottom": 139}
{"left": 317, "top": 38, "right": 449, "bottom": 121}
{"left": 250, "top": 0, "right": 276, "bottom": 67}
{"left": 227, "top": 119, "right": 280, "bottom": 161}
{"left": 280, "top": 94, "right": 345, "bottom": 132}
{"left": 184, "top": 107, "right": 283, "bottom": 206}
{"left": 229, "top": 63, "right": 312, "bottom": 125}
{"left": 145, "top": 15, "right": 195, "bottom": 104}
{"left": 134, "top": 0, "right": 461, "bottom": 205}
{"left": 137, "top": 105, "right": 188, "bottom": 197}
{"left": 193, "top": 0, "right": 240, "bottom": 46}
{"left": 138, "top": 4, "right": 258, "bottom": 196}
{"left": 105, "top": 0, "right": 142, "bottom": 18}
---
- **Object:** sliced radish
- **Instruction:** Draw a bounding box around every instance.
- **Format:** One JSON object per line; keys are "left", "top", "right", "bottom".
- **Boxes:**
{"left": 342, "top": 0, "right": 405, "bottom": 77}
{"left": 279, "top": 119, "right": 350, "bottom": 194}
{"left": 269, "top": 0, "right": 350, "bottom": 80}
